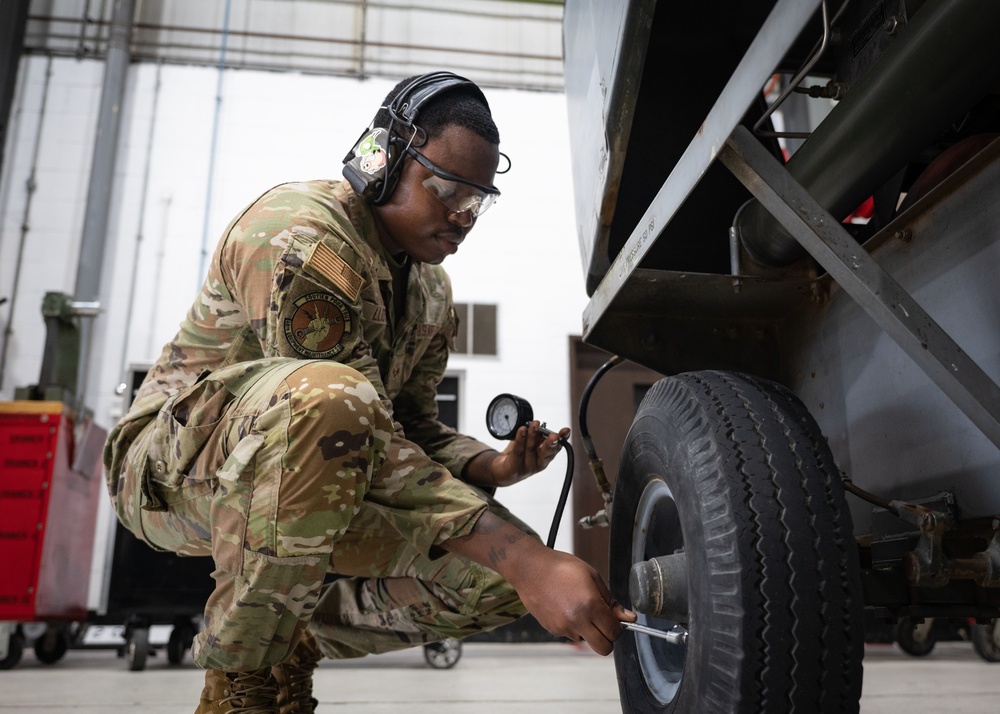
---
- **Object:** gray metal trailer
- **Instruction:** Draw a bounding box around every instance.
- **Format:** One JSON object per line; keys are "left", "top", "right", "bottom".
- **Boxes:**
{"left": 562, "top": 0, "right": 1000, "bottom": 711}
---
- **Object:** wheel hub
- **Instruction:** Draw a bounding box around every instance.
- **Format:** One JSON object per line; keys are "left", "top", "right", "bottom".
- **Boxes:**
{"left": 630, "top": 478, "right": 688, "bottom": 705}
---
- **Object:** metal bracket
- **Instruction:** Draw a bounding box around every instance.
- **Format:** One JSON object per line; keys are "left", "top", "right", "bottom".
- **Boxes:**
{"left": 718, "top": 125, "right": 1000, "bottom": 451}
{"left": 973, "top": 524, "right": 1000, "bottom": 587}
{"left": 901, "top": 505, "right": 952, "bottom": 588}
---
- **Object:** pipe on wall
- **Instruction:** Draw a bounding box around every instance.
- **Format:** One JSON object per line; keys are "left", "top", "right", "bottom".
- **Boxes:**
{"left": 0, "top": 0, "right": 31, "bottom": 183}
{"left": 0, "top": 56, "right": 54, "bottom": 392}
{"left": 196, "top": 0, "right": 232, "bottom": 289}
{"left": 116, "top": 60, "right": 164, "bottom": 393}
{"left": 73, "top": 0, "right": 137, "bottom": 413}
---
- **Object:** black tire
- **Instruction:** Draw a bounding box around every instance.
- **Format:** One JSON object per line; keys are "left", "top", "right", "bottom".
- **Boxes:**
{"left": 127, "top": 628, "right": 150, "bottom": 671}
{"left": 0, "top": 632, "right": 24, "bottom": 670}
{"left": 610, "top": 371, "right": 864, "bottom": 713}
{"left": 167, "top": 625, "right": 193, "bottom": 665}
{"left": 894, "top": 618, "right": 936, "bottom": 657}
{"left": 33, "top": 628, "right": 70, "bottom": 665}
{"left": 972, "top": 619, "right": 1000, "bottom": 662}
{"left": 423, "top": 639, "right": 462, "bottom": 669}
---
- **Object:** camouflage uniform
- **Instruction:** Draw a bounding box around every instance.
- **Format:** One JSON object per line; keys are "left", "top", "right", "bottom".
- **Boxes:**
{"left": 103, "top": 180, "right": 528, "bottom": 672}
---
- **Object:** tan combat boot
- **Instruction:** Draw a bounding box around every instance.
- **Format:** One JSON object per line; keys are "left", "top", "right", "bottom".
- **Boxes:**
{"left": 195, "top": 667, "right": 278, "bottom": 713}
{"left": 271, "top": 632, "right": 323, "bottom": 714}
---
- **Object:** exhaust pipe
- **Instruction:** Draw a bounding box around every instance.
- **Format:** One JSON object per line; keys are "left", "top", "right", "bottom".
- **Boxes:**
{"left": 736, "top": 0, "right": 1000, "bottom": 266}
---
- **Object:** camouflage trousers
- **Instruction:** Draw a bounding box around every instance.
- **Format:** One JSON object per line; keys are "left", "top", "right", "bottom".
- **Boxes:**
{"left": 309, "top": 495, "right": 531, "bottom": 659}
{"left": 110, "top": 358, "right": 521, "bottom": 672}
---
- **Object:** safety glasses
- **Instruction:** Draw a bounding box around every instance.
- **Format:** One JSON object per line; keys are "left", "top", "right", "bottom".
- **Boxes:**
{"left": 406, "top": 147, "right": 500, "bottom": 218}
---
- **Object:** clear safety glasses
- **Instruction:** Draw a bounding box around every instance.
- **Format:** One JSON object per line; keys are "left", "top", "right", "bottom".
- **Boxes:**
{"left": 406, "top": 147, "right": 500, "bottom": 218}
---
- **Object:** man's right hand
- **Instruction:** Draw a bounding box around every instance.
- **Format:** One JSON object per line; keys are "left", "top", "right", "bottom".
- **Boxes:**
{"left": 443, "top": 510, "right": 636, "bottom": 655}
{"left": 511, "top": 547, "right": 635, "bottom": 655}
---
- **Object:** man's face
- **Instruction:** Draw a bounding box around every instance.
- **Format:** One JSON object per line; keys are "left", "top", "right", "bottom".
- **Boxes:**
{"left": 373, "top": 123, "right": 499, "bottom": 264}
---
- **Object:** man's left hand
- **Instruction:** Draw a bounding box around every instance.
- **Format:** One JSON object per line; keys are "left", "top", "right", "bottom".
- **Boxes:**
{"left": 464, "top": 421, "right": 570, "bottom": 489}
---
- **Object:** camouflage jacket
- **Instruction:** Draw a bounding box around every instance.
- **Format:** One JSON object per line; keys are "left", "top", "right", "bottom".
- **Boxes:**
{"left": 106, "top": 180, "right": 492, "bottom": 549}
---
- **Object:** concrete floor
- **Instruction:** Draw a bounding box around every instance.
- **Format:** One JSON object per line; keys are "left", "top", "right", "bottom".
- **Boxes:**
{"left": 1, "top": 641, "right": 998, "bottom": 713}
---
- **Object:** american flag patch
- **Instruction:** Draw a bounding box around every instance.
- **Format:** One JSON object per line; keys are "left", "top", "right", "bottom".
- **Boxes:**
{"left": 306, "top": 242, "right": 363, "bottom": 302}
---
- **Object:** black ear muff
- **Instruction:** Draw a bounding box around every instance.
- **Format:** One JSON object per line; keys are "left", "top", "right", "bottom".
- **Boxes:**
{"left": 342, "top": 71, "right": 488, "bottom": 206}
{"left": 342, "top": 126, "right": 396, "bottom": 200}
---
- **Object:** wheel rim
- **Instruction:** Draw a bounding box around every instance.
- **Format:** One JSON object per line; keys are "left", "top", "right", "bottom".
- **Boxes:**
{"left": 912, "top": 620, "right": 933, "bottom": 643}
{"left": 631, "top": 478, "right": 687, "bottom": 705}
{"left": 425, "top": 639, "right": 460, "bottom": 668}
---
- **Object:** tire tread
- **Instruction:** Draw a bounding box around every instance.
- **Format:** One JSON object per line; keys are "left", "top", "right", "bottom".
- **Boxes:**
{"left": 612, "top": 371, "right": 863, "bottom": 713}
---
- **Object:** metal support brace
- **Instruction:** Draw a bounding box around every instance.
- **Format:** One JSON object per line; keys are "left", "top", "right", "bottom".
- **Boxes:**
{"left": 719, "top": 125, "right": 1000, "bottom": 451}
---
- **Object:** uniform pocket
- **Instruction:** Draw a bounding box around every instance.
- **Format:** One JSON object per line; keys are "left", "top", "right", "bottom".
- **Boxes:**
{"left": 147, "top": 378, "right": 232, "bottom": 488}
{"left": 211, "top": 432, "right": 266, "bottom": 575}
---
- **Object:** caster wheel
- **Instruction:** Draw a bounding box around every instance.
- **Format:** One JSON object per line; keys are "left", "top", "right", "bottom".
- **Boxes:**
{"left": 1, "top": 631, "right": 24, "bottom": 670}
{"left": 167, "top": 624, "right": 195, "bottom": 665}
{"left": 34, "top": 627, "right": 70, "bottom": 665}
{"left": 895, "top": 618, "right": 936, "bottom": 657}
{"left": 972, "top": 619, "right": 1000, "bottom": 663}
{"left": 423, "top": 639, "right": 462, "bottom": 669}
{"left": 128, "top": 627, "right": 150, "bottom": 671}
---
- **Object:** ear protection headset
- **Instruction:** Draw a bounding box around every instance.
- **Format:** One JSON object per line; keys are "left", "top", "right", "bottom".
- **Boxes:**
{"left": 342, "top": 71, "right": 489, "bottom": 206}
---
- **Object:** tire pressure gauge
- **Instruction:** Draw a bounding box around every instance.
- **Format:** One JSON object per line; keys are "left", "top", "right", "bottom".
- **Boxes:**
{"left": 487, "top": 392, "right": 569, "bottom": 549}
{"left": 486, "top": 393, "right": 535, "bottom": 440}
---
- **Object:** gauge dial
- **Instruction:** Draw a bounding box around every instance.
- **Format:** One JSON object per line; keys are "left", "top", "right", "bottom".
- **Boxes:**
{"left": 486, "top": 393, "right": 534, "bottom": 440}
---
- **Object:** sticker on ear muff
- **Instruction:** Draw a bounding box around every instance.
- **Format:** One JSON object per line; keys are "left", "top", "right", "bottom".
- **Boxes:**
{"left": 355, "top": 128, "right": 388, "bottom": 175}
{"left": 282, "top": 292, "right": 352, "bottom": 359}
{"left": 343, "top": 127, "right": 393, "bottom": 198}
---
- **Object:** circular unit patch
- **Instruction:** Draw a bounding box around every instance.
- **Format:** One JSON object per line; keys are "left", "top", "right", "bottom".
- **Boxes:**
{"left": 283, "top": 292, "right": 352, "bottom": 358}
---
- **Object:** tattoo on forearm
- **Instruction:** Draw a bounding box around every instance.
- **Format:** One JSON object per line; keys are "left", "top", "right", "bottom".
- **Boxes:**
{"left": 489, "top": 546, "right": 507, "bottom": 567}
{"left": 505, "top": 531, "right": 525, "bottom": 545}
{"left": 475, "top": 514, "right": 529, "bottom": 569}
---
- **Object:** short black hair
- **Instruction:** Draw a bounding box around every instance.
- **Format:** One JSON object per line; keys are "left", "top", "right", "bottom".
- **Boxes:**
{"left": 374, "top": 74, "right": 500, "bottom": 146}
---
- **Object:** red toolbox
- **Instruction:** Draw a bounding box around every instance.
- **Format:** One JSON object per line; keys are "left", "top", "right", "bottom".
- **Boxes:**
{"left": 0, "top": 402, "right": 104, "bottom": 621}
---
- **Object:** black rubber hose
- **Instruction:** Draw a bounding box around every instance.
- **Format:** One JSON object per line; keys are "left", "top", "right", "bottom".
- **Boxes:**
{"left": 578, "top": 355, "right": 623, "bottom": 461}
{"left": 546, "top": 439, "right": 575, "bottom": 549}
{"left": 547, "top": 355, "right": 622, "bottom": 547}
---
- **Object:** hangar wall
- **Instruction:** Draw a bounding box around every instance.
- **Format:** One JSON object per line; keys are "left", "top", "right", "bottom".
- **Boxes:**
{"left": 0, "top": 54, "right": 587, "bottom": 608}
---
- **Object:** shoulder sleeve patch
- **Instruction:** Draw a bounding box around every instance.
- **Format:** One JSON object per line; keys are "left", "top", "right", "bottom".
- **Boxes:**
{"left": 305, "top": 241, "right": 363, "bottom": 302}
